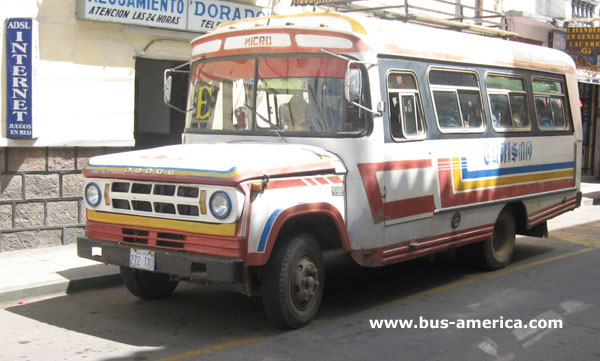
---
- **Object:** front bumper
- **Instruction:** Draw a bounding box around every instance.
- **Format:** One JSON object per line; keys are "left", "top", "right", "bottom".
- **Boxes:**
{"left": 78, "top": 237, "right": 244, "bottom": 284}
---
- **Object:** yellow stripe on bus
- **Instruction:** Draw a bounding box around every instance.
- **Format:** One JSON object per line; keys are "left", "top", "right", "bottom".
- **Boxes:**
{"left": 87, "top": 210, "right": 237, "bottom": 237}
{"left": 451, "top": 161, "right": 574, "bottom": 191}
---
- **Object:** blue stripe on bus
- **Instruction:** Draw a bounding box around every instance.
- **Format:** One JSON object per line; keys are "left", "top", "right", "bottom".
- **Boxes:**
{"left": 460, "top": 159, "right": 574, "bottom": 180}
{"left": 258, "top": 209, "right": 284, "bottom": 253}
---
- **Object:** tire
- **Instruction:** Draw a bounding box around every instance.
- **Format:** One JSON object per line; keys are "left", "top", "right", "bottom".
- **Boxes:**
{"left": 120, "top": 266, "right": 179, "bottom": 300}
{"left": 463, "top": 209, "right": 516, "bottom": 270}
{"left": 482, "top": 209, "right": 516, "bottom": 270}
{"left": 262, "top": 233, "right": 324, "bottom": 329}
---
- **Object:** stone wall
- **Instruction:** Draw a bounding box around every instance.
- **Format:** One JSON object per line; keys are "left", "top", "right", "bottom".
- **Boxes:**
{"left": 0, "top": 147, "right": 129, "bottom": 251}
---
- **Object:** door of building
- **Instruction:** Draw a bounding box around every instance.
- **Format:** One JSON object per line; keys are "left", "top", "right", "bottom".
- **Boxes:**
{"left": 134, "top": 58, "right": 188, "bottom": 150}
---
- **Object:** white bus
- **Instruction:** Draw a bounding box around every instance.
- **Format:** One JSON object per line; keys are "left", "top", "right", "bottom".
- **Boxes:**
{"left": 78, "top": 12, "right": 582, "bottom": 328}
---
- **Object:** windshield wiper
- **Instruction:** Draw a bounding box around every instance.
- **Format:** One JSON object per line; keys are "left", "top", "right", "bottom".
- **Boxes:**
{"left": 243, "top": 105, "right": 286, "bottom": 143}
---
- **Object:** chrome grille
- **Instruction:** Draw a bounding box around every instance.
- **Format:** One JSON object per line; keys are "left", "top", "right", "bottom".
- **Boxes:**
{"left": 108, "top": 181, "right": 202, "bottom": 221}
{"left": 86, "top": 178, "right": 240, "bottom": 224}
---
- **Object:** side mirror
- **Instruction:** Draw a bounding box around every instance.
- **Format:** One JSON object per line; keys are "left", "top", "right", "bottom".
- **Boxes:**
{"left": 345, "top": 66, "right": 362, "bottom": 102}
{"left": 162, "top": 62, "right": 190, "bottom": 113}
{"left": 164, "top": 73, "right": 173, "bottom": 105}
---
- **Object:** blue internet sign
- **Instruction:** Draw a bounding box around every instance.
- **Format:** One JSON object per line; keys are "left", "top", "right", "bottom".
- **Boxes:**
{"left": 6, "top": 18, "right": 35, "bottom": 138}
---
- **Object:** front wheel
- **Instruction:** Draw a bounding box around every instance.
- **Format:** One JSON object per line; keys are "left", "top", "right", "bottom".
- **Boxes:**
{"left": 120, "top": 266, "right": 179, "bottom": 300}
{"left": 262, "top": 233, "right": 324, "bottom": 329}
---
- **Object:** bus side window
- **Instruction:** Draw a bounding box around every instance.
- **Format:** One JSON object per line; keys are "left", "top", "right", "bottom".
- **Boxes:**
{"left": 550, "top": 98, "right": 566, "bottom": 128}
{"left": 402, "top": 95, "right": 421, "bottom": 135}
{"left": 389, "top": 93, "right": 402, "bottom": 137}
{"left": 509, "top": 93, "right": 530, "bottom": 128}
{"left": 535, "top": 97, "right": 552, "bottom": 127}
{"left": 387, "top": 72, "right": 425, "bottom": 140}
{"left": 458, "top": 91, "right": 483, "bottom": 128}
{"left": 429, "top": 69, "right": 484, "bottom": 132}
{"left": 433, "top": 91, "right": 461, "bottom": 128}
{"left": 486, "top": 74, "right": 530, "bottom": 131}
{"left": 532, "top": 78, "right": 569, "bottom": 131}
{"left": 489, "top": 94, "right": 511, "bottom": 127}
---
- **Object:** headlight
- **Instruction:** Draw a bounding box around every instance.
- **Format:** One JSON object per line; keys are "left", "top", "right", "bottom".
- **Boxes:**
{"left": 85, "top": 183, "right": 102, "bottom": 207}
{"left": 209, "top": 191, "right": 231, "bottom": 220}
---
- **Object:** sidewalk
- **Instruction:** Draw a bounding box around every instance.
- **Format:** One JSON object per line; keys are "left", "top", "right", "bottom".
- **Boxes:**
{"left": 2, "top": 180, "right": 600, "bottom": 304}
{"left": 0, "top": 244, "right": 121, "bottom": 304}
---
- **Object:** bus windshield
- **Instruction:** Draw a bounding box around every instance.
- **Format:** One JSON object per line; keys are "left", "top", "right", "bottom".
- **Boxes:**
{"left": 186, "top": 56, "right": 368, "bottom": 136}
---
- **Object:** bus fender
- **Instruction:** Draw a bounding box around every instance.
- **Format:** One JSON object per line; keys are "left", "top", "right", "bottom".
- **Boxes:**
{"left": 245, "top": 202, "right": 350, "bottom": 266}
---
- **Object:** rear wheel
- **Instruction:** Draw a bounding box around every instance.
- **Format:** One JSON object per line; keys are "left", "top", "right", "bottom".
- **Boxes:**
{"left": 482, "top": 209, "right": 516, "bottom": 270}
{"left": 460, "top": 209, "right": 516, "bottom": 270}
{"left": 120, "top": 266, "right": 179, "bottom": 300}
{"left": 262, "top": 233, "right": 324, "bottom": 329}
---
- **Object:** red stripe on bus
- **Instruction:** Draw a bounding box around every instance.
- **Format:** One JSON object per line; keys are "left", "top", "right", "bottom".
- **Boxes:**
{"left": 304, "top": 178, "right": 318, "bottom": 186}
{"left": 315, "top": 177, "right": 330, "bottom": 185}
{"left": 527, "top": 197, "right": 577, "bottom": 228}
{"left": 358, "top": 160, "right": 433, "bottom": 223}
{"left": 350, "top": 224, "right": 494, "bottom": 267}
{"left": 267, "top": 179, "right": 308, "bottom": 189}
{"left": 383, "top": 195, "right": 436, "bottom": 221}
{"left": 85, "top": 221, "right": 244, "bottom": 258}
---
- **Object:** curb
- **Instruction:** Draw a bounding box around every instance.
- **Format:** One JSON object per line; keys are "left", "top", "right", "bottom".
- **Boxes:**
{"left": 0, "top": 273, "right": 122, "bottom": 304}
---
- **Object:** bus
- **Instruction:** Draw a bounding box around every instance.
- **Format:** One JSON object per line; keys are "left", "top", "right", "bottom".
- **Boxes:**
{"left": 78, "top": 11, "right": 582, "bottom": 329}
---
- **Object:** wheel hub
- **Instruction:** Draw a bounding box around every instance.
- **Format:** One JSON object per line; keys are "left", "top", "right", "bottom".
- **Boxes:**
{"left": 293, "top": 257, "right": 320, "bottom": 309}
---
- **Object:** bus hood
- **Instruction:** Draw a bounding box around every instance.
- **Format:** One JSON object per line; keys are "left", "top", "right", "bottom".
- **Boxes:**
{"left": 84, "top": 143, "right": 346, "bottom": 184}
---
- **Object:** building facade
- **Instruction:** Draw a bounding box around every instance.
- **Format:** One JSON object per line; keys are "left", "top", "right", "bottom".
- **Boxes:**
{"left": 0, "top": 0, "right": 272, "bottom": 251}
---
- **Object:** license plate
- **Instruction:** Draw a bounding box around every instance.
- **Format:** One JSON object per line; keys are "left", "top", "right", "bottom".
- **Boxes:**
{"left": 129, "top": 248, "right": 155, "bottom": 271}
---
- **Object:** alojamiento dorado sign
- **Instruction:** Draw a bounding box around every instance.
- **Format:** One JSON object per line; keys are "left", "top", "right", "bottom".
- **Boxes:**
{"left": 77, "top": 0, "right": 271, "bottom": 33}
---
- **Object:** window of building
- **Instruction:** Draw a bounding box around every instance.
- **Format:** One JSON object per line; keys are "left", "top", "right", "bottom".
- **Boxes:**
{"left": 387, "top": 72, "right": 425, "bottom": 139}
{"left": 532, "top": 78, "right": 569, "bottom": 130}
{"left": 486, "top": 74, "right": 530, "bottom": 131}
{"left": 429, "top": 69, "right": 484, "bottom": 132}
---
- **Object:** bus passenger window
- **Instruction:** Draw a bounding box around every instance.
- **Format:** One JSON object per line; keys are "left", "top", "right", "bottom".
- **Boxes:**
{"left": 402, "top": 96, "right": 421, "bottom": 135}
{"left": 535, "top": 98, "right": 552, "bottom": 127}
{"left": 485, "top": 74, "right": 530, "bottom": 131}
{"left": 532, "top": 78, "right": 569, "bottom": 131}
{"left": 389, "top": 93, "right": 401, "bottom": 137}
{"left": 550, "top": 98, "right": 566, "bottom": 128}
{"left": 509, "top": 94, "right": 529, "bottom": 128}
{"left": 387, "top": 72, "right": 425, "bottom": 139}
{"left": 433, "top": 91, "right": 461, "bottom": 128}
{"left": 429, "top": 69, "right": 484, "bottom": 132}
{"left": 489, "top": 94, "right": 511, "bottom": 127}
{"left": 458, "top": 91, "right": 483, "bottom": 128}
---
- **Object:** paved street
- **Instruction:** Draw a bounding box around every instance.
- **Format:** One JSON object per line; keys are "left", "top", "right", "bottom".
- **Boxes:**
{"left": 1, "top": 204, "right": 600, "bottom": 361}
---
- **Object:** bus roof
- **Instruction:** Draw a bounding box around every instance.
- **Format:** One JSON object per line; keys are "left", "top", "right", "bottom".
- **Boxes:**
{"left": 200, "top": 12, "right": 575, "bottom": 75}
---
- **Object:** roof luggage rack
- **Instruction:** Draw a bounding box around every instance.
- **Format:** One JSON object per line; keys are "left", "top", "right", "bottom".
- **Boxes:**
{"left": 313, "top": 0, "right": 518, "bottom": 38}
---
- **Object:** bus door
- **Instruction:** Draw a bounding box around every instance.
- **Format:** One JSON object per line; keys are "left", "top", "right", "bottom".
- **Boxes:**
{"left": 382, "top": 71, "right": 439, "bottom": 226}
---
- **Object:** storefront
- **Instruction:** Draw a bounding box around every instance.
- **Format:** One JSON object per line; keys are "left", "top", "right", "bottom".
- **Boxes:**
{"left": 506, "top": 9, "right": 600, "bottom": 179}
{"left": 565, "top": 25, "right": 600, "bottom": 177}
{"left": 0, "top": 0, "right": 271, "bottom": 251}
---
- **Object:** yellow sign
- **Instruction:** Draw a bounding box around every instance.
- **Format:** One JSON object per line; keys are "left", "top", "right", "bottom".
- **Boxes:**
{"left": 196, "top": 85, "right": 213, "bottom": 120}
{"left": 567, "top": 27, "right": 600, "bottom": 55}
